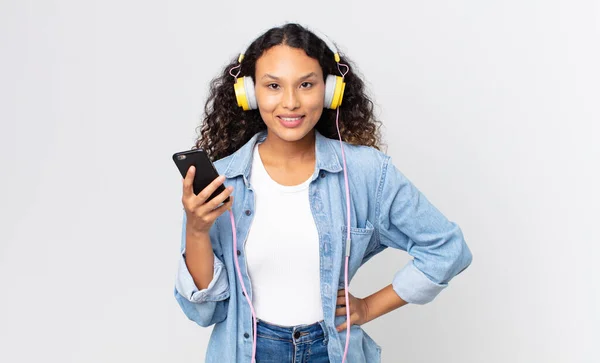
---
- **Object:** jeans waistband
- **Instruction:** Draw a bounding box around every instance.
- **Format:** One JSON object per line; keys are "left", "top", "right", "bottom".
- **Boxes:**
{"left": 256, "top": 318, "right": 328, "bottom": 345}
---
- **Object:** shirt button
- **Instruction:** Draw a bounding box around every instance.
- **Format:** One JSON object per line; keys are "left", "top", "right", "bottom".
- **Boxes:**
{"left": 245, "top": 209, "right": 252, "bottom": 216}
{"left": 244, "top": 333, "right": 249, "bottom": 339}
{"left": 320, "top": 171, "right": 326, "bottom": 178}
{"left": 293, "top": 331, "right": 301, "bottom": 339}
{"left": 237, "top": 250, "right": 241, "bottom": 256}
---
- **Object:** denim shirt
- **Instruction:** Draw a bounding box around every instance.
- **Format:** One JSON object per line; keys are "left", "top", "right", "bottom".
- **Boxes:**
{"left": 174, "top": 130, "right": 473, "bottom": 363}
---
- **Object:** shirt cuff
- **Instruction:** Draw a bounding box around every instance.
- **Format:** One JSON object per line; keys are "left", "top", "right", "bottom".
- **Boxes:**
{"left": 392, "top": 262, "right": 448, "bottom": 304}
{"left": 175, "top": 251, "right": 229, "bottom": 303}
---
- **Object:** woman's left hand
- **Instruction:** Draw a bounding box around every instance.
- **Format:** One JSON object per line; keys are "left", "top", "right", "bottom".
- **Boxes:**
{"left": 335, "top": 289, "right": 370, "bottom": 332}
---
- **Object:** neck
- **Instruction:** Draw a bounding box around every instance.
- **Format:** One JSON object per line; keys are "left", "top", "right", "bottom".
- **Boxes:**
{"left": 259, "top": 130, "right": 316, "bottom": 169}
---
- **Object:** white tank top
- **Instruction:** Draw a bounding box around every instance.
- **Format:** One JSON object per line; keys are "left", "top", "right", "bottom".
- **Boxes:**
{"left": 245, "top": 144, "right": 323, "bottom": 326}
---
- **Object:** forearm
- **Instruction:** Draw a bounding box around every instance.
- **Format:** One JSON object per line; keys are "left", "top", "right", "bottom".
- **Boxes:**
{"left": 363, "top": 284, "right": 408, "bottom": 323}
{"left": 184, "top": 227, "right": 215, "bottom": 290}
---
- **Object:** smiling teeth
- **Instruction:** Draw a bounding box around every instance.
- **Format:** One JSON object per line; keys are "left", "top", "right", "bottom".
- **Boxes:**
{"left": 280, "top": 117, "right": 302, "bottom": 121}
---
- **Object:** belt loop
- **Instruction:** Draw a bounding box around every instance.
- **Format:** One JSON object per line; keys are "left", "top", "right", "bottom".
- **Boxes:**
{"left": 318, "top": 320, "right": 328, "bottom": 343}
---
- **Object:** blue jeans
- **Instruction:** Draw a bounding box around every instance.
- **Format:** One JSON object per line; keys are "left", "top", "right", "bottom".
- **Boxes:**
{"left": 255, "top": 319, "right": 330, "bottom": 362}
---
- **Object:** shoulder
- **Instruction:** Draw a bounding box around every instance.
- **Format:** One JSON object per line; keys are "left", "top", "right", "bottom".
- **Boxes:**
{"left": 326, "top": 137, "right": 391, "bottom": 174}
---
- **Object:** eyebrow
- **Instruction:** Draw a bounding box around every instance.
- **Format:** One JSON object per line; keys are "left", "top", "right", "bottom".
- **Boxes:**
{"left": 261, "top": 72, "right": 318, "bottom": 81}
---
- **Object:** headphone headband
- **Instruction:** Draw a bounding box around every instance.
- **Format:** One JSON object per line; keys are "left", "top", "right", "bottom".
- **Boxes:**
{"left": 310, "top": 28, "right": 341, "bottom": 63}
{"left": 237, "top": 27, "right": 340, "bottom": 64}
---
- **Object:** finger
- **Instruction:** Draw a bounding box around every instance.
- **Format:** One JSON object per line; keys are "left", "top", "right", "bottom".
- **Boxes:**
{"left": 337, "top": 289, "right": 345, "bottom": 297}
{"left": 204, "top": 185, "right": 234, "bottom": 210}
{"left": 337, "top": 295, "right": 349, "bottom": 306}
{"left": 336, "top": 313, "right": 358, "bottom": 332}
{"left": 182, "top": 165, "right": 196, "bottom": 198}
{"left": 195, "top": 175, "right": 226, "bottom": 203}
{"left": 336, "top": 322, "right": 348, "bottom": 332}
{"left": 204, "top": 188, "right": 234, "bottom": 215}
{"left": 335, "top": 306, "right": 348, "bottom": 316}
{"left": 205, "top": 195, "right": 234, "bottom": 220}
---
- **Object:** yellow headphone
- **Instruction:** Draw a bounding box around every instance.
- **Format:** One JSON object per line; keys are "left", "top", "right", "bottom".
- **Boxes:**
{"left": 233, "top": 30, "right": 346, "bottom": 111}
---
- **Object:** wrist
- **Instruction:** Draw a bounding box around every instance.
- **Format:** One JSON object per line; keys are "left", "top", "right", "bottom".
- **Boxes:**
{"left": 363, "top": 296, "right": 374, "bottom": 324}
{"left": 185, "top": 224, "right": 211, "bottom": 241}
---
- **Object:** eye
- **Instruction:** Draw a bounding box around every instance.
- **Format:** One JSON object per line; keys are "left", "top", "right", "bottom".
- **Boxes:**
{"left": 300, "top": 82, "right": 313, "bottom": 89}
{"left": 267, "top": 83, "right": 280, "bottom": 90}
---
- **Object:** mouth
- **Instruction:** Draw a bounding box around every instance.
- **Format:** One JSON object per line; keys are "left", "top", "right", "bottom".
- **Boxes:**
{"left": 277, "top": 115, "right": 305, "bottom": 122}
{"left": 277, "top": 115, "right": 305, "bottom": 128}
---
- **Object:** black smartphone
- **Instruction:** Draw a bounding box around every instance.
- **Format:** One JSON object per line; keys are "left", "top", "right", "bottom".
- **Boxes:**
{"left": 172, "top": 149, "right": 230, "bottom": 203}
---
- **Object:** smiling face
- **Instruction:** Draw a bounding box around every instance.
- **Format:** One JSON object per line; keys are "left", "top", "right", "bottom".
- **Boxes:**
{"left": 254, "top": 44, "right": 325, "bottom": 145}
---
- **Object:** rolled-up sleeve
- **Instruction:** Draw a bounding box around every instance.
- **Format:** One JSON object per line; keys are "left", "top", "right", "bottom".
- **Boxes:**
{"left": 174, "top": 213, "right": 229, "bottom": 326}
{"left": 175, "top": 250, "right": 229, "bottom": 302}
{"left": 377, "top": 157, "right": 472, "bottom": 304}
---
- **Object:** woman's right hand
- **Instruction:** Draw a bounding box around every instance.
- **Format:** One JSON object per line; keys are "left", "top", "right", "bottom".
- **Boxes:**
{"left": 182, "top": 165, "right": 234, "bottom": 235}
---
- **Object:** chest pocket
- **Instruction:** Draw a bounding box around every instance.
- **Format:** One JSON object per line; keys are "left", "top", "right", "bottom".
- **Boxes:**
{"left": 339, "top": 219, "right": 376, "bottom": 287}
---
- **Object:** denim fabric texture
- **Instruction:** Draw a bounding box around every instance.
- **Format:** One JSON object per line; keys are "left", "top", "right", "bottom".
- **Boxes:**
{"left": 255, "top": 319, "right": 330, "bottom": 363}
{"left": 174, "top": 130, "right": 473, "bottom": 362}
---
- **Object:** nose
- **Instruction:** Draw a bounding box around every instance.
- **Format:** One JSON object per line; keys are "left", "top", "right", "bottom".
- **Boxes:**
{"left": 281, "top": 87, "right": 300, "bottom": 110}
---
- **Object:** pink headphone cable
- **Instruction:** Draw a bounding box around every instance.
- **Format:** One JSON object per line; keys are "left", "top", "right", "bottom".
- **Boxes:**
{"left": 334, "top": 62, "right": 352, "bottom": 363}
{"left": 335, "top": 114, "right": 353, "bottom": 363}
{"left": 230, "top": 210, "right": 258, "bottom": 362}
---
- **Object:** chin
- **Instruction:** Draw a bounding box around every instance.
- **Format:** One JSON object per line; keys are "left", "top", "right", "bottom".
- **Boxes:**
{"left": 262, "top": 116, "right": 316, "bottom": 140}
{"left": 272, "top": 125, "right": 317, "bottom": 142}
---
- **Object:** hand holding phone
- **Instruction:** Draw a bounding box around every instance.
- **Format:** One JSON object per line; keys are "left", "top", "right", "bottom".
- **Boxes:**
{"left": 173, "top": 149, "right": 234, "bottom": 234}
{"left": 173, "top": 149, "right": 230, "bottom": 202}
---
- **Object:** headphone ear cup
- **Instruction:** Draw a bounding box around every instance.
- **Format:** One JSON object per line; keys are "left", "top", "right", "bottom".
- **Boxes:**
{"left": 324, "top": 74, "right": 345, "bottom": 109}
{"left": 234, "top": 76, "right": 257, "bottom": 111}
{"left": 244, "top": 76, "right": 257, "bottom": 110}
{"left": 324, "top": 74, "right": 336, "bottom": 109}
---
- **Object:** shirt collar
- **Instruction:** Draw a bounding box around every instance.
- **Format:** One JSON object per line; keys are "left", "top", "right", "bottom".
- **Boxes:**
{"left": 222, "top": 129, "right": 343, "bottom": 181}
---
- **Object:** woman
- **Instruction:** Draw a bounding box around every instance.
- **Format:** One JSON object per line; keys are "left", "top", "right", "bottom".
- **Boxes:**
{"left": 174, "top": 23, "right": 472, "bottom": 363}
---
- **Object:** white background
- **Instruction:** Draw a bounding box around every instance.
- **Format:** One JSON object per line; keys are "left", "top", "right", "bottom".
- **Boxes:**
{"left": 1, "top": 0, "right": 598, "bottom": 362}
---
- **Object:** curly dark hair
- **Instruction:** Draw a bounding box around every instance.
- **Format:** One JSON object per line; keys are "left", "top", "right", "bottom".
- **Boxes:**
{"left": 194, "top": 23, "right": 383, "bottom": 161}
